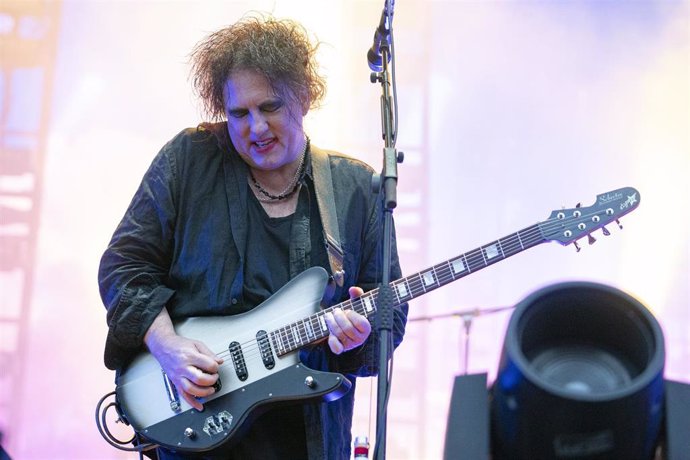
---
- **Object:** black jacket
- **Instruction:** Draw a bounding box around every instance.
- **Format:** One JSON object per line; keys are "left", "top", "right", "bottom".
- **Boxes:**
{"left": 98, "top": 123, "right": 407, "bottom": 459}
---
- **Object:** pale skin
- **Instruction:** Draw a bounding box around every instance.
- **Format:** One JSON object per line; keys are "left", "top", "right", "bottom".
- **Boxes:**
{"left": 144, "top": 69, "right": 372, "bottom": 410}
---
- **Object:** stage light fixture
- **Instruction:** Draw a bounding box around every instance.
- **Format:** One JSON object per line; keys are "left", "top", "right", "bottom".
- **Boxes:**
{"left": 490, "top": 281, "right": 666, "bottom": 460}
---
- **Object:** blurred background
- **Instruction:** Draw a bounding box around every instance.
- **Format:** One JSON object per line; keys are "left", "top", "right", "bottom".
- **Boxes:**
{"left": 1, "top": 0, "right": 688, "bottom": 458}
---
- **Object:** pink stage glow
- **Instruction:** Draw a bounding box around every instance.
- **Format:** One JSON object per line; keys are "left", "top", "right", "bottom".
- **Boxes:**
{"left": 1, "top": 1, "right": 687, "bottom": 459}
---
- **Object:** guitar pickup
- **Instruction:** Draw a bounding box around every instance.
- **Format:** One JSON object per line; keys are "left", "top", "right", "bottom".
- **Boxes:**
{"left": 229, "top": 341, "right": 248, "bottom": 381}
{"left": 257, "top": 330, "right": 275, "bottom": 369}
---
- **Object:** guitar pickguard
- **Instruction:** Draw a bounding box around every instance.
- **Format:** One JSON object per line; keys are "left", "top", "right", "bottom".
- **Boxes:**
{"left": 136, "top": 364, "right": 350, "bottom": 452}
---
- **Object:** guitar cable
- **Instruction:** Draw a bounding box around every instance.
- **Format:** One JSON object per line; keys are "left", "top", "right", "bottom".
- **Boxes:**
{"left": 95, "top": 390, "right": 158, "bottom": 456}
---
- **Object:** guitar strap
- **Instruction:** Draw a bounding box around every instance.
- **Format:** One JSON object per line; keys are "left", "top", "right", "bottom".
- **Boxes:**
{"left": 310, "top": 146, "right": 345, "bottom": 287}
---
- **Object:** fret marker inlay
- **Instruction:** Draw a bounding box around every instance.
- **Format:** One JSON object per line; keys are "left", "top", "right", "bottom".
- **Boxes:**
{"left": 451, "top": 258, "right": 466, "bottom": 274}
{"left": 396, "top": 282, "right": 408, "bottom": 298}
{"left": 485, "top": 244, "right": 499, "bottom": 259}
{"left": 423, "top": 271, "right": 435, "bottom": 287}
{"left": 363, "top": 296, "right": 374, "bottom": 312}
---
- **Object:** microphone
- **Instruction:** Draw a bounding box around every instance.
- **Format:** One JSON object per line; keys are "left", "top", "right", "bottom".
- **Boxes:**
{"left": 367, "top": 0, "right": 394, "bottom": 72}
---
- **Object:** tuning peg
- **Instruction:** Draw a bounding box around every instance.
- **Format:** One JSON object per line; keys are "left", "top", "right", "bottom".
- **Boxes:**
{"left": 602, "top": 226, "right": 611, "bottom": 236}
{"left": 573, "top": 241, "right": 581, "bottom": 252}
{"left": 575, "top": 202, "right": 582, "bottom": 208}
{"left": 588, "top": 234, "right": 596, "bottom": 245}
{"left": 615, "top": 219, "right": 623, "bottom": 229}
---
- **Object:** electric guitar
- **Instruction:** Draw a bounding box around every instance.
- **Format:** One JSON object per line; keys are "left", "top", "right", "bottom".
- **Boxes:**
{"left": 112, "top": 187, "right": 640, "bottom": 452}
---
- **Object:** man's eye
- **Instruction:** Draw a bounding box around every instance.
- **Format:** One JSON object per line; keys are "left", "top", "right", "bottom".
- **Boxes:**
{"left": 228, "top": 110, "right": 248, "bottom": 119}
{"left": 261, "top": 101, "right": 283, "bottom": 112}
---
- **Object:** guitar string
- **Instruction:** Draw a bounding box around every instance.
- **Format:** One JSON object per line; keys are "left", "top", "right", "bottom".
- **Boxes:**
{"left": 211, "top": 208, "right": 610, "bottom": 367}
{"left": 207, "top": 208, "right": 616, "bottom": 372}
{"left": 212, "top": 210, "right": 604, "bottom": 367}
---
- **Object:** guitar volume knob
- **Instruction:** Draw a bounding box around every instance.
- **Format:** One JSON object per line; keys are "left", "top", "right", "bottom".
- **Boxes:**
{"left": 305, "top": 376, "right": 316, "bottom": 388}
{"left": 184, "top": 427, "right": 196, "bottom": 439}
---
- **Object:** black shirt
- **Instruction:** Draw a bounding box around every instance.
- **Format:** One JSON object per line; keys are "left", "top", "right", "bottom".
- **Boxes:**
{"left": 234, "top": 193, "right": 308, "bottom": 459}
{"left": 242, "top": 193, "right": 293, "bottom": 310}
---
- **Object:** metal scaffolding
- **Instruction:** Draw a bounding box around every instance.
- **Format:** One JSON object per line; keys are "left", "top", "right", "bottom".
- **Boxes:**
{"left": 0, "top": 0, "right": 61, "bottom": 452}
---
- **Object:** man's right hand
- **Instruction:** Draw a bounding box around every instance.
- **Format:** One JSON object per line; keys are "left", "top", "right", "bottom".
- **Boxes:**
{"left": 144, "top": 308, "right": 223, "bottom": 411}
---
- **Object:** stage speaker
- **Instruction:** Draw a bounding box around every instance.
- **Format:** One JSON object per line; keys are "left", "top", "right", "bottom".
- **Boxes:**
{"left": 490, "top": 281, "right": 666, "bottom": 460}
{"left": 661, "top": 379, "right": 690, "bottom": 460}
{"left": 443, "top": 373, "right": 489, "bottom": 460}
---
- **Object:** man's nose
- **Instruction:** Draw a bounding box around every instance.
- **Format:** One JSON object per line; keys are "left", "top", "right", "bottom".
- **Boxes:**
{"left": 249, "top": 113, "right": 268, "bottom": 134}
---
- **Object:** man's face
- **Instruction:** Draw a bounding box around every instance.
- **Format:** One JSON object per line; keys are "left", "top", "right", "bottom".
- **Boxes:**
{"left": 224, "top": 69, "right": 306, "bottom": 172}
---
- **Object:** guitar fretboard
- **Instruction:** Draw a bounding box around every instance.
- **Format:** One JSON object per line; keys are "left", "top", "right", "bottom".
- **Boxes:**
{"left": 269, "top": 223, "right": 546, "bottom": 356}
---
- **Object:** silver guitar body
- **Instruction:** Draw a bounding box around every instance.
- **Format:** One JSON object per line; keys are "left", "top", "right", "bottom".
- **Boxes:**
{"left": 115, "top": 267, "right": 351, "bottom": 452}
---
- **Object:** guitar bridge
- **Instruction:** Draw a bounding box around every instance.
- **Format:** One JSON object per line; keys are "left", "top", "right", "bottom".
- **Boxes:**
{"left": 257, "top": 330, "right": 275, "bottom": 369}
{"left": 202, "top": 410, "right": 233, "bottom": 437}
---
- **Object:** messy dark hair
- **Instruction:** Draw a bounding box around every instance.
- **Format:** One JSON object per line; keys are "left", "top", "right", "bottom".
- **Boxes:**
{"left": 190, "top": 14, "right": 326, "bottom": 121}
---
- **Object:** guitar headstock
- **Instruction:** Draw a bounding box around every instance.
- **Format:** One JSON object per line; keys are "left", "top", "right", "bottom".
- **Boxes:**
{"left": 540, "top": 187, "right": 640, "bottom": 247}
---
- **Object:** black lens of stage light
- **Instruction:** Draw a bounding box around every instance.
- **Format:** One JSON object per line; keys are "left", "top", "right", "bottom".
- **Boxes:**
{"left": 530, "top": 344, "right": 632, "bottom": 394}
{"left": 491, "top": 282, "right": 665, "bottom": 460}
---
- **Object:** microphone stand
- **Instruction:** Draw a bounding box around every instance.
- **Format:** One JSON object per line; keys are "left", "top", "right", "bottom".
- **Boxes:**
{"left": 408, "top": 305, "right": 516, "bottom": 375}
{"left": 371, "top": 39, "right": 400, "bottom": 460}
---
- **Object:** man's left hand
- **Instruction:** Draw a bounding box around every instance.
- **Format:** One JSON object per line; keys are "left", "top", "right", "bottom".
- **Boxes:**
{"left": 324, "top": 286, "right": 371, "bottom": 355}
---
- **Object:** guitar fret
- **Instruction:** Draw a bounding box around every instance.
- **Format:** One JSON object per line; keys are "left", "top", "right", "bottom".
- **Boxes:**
{"left": 479, "top": 245, "right": 488, "bottom": 265}
{"left": 312, "top": 315, "right": 322, "bottom": 337}
{"left": 351, "top": 299, "right": 362, "bottom": 316}
{"left": 435, "top": 262, "right": 452, "bottom": 284}
{"left": 406, "top": 274, "right": 419, "bottom": 295}
{"left": 389, "top": 281, "right": 399, "bottom": 302}
{"left": 285, "top": 326, "right": 295, "bottom": 350}
{"left": 504, "top": 234, "right": 523, "bottom": 257}
{"left": 462, "top": 254, "right": 472, "bottom": 273}
{"left": 291, "top": 325, "right": 300, "bottom": 347}
{"left": 466, "top": 249, "right": 484, "bottom": 271}
{"left": 409, "top": 273, "right": 419, "bottom": 295}
{"left": 276, "top": 330, "right": 286, "bottom": 354}
{"left": 300, "top": 318, "right": 309, "bottom": 344}
{"left": 515, "top": 231, "right": 525, "bottom": 250}
{"left": 441, "top": 261, "right": 454, "bottom": 280}
{"left": 298, "top": 325, "right": 305, "bottom": 346}
{"left": 412, "top": 278, "right": 420, "bottom": 297}
{"left": 270, "top": 331, "right": 280, "bottom": 354}
{"left": 285, "top": 327, "right": 293, "bottom": 349}
{"left": 496, "top": 240, "right": 506, "bottom": 259}
{"left": 416, "top": 272, "right": 427, "bottom": 294}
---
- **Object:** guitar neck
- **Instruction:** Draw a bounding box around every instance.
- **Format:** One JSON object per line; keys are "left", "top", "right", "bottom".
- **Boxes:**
{"left": 270, "top": 223, "right": 546, "bottom": 356}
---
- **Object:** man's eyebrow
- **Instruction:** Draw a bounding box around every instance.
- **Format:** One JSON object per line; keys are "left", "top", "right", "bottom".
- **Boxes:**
{"left": 259, "top": 98, "right": 283, "bottom": 109}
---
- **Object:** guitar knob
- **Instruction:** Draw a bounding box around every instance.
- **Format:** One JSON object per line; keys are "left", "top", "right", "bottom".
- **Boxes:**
{"left": 184, "top": 427, "right": 196, "bottom": 439}
{"left": 305, "top": 376, "right": 316, "bottom": 388}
